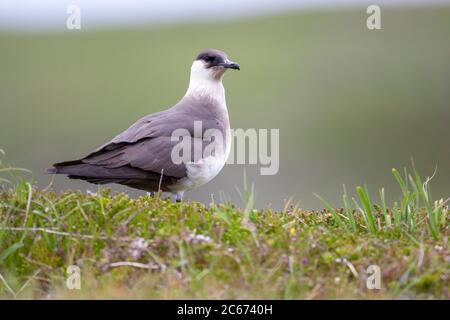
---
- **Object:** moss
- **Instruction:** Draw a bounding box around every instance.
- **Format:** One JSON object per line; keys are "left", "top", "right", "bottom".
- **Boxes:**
{"left": 414, "top": 273, "right": 442, "bottom": 294}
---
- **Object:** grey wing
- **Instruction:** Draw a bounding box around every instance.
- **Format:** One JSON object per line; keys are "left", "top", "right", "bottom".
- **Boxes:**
{"left": 83, "top": 136, "right": 188, "bottom": 178}
{"left": 91, "top": 110, "right": 222, "bottom": 153}
{"left": 50, "top": 100, "right": 225, "bottom": 192}
{"left": 81, "top": 109, "right": 221, "bottom": 178}
{"left": 106, "top": 93, "right": 229, "bottom": 147}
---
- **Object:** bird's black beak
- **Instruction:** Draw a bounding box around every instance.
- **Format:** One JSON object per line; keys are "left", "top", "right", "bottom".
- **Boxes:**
{"left": 221, "top": 61, "right": 240, "bottom": 70}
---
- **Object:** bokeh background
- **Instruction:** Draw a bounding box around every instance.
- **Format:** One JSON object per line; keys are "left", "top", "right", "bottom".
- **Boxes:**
{"left": 1, "top": 0, "right": 449, "bottom": 209}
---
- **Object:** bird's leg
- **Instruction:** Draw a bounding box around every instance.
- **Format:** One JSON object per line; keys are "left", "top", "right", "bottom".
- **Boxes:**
{"left": 175, "top": 191, "right": 184, "bottom": 202}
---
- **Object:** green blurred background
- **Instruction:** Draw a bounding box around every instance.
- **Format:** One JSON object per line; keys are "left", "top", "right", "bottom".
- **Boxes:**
{"left": 1, "top": 5, "right": 449, "bottom": 209}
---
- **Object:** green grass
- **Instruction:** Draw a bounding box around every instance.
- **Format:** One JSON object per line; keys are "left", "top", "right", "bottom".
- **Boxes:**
{"left": 0, "top": 155, "right": 448, "bottom": 299}
{"left": 315, "top": 162, "right": 448, "bottom": 240}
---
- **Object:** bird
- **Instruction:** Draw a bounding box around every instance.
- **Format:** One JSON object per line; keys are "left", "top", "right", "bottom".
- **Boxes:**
{"left": 48, "top": 48, "right": 240, "bottom": 202}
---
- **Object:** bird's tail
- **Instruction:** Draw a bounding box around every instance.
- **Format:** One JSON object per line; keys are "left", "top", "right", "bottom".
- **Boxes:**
{"left": 47, "top": 160, "right": 84, "bottom": 175}
{"left": 47, "top": 160, "right": 172, "bottom": 192}
{"left": 47, "top": 160, "right": 157, "bottom": 182}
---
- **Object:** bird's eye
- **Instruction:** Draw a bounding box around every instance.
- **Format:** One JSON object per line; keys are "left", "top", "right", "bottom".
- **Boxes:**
{"left": 204, "top": 56, "right": 213, "bottom": 62}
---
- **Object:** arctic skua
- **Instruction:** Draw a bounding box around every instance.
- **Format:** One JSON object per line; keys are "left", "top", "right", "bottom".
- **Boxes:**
{"left": 48, "top": 48, "right": 240, "bottom": 201}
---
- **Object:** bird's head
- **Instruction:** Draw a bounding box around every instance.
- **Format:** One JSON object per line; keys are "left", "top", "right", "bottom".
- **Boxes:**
{"left": 190, "top": 48, "right": 240, "bottom": 82}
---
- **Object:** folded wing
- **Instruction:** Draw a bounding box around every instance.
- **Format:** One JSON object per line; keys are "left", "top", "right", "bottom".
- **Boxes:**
{"left": 50, "top": 106, "right": 222, "bottom": 192}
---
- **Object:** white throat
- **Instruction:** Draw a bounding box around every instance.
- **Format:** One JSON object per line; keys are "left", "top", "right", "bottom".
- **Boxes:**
{"left": 185, "top": 61, "right": 226, "bottom": 104}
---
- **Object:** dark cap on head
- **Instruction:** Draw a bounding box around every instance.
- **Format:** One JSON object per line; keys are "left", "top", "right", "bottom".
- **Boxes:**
{"left": 196, "top": 48, "right": 240, "bottom": 70}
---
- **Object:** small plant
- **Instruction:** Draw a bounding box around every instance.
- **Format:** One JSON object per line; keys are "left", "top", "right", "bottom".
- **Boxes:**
{"left": 315, "top": 162, "right": 449, "bottom": 240}
{"left": 0, "top": 150, "right": 32, "bottom": 188}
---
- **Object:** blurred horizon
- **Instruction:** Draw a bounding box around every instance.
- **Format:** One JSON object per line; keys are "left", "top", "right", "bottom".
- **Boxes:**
{"left": 1, "top": 0, "right": 450, "bottom": 32}
{"left": 1, "top": 3, "right": 449, "bottom": 210}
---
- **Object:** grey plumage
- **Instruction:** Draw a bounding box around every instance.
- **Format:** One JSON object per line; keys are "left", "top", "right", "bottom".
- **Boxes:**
{"left": 48, "top": 49, "right": 240, "bottom": 197}
{"left": 50, "top": 96, "right": 225, "bottom": 191}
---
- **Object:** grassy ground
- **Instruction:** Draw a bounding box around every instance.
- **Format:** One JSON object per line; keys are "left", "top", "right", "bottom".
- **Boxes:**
{"left": 0, "top": 157, "right": 448, "bottom": 299}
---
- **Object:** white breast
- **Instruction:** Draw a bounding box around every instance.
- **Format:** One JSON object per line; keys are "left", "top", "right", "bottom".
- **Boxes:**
{"left": 168, "top": 61, "right": 231, "bottom": 192}
{"left": 169, "top": 129, "right": 231, "bottom": 192}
